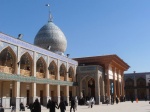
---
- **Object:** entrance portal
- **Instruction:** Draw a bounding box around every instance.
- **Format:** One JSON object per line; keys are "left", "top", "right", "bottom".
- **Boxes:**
{"left": 88, "top": 78, "right": 95, "bottom": 98}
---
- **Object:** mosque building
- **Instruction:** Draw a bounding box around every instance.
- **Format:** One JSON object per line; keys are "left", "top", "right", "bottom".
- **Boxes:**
{"left": 0, "top": 11, "right": 129, "bottom": 108}
{"left": 0, "top": 13, "right": 78, "bottom": 108}
{"left": 124, "top": 72, "right": 150, "bottom": 101}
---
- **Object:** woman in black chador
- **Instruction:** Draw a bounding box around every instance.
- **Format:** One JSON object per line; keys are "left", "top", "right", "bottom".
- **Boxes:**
{"left": 47, "top": 98, "right": 58, "bottom": 112}
{"left": 58, "top": 98, "right": 66, "bottom": 112}
{"left": 32, "top": 98, "right": 41, "bottom": 112}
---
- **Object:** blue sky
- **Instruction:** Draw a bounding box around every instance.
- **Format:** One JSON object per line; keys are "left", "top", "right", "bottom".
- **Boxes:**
{"left": 0, "top": 0, "right": 150, "bottom": 73}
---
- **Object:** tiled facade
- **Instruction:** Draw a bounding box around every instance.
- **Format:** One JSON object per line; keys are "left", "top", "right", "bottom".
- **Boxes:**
{"left": 0, "top": 32, "right": 78, "bottom": 108}
{"left": 124, "top": 72, "right": 150, "bottom": 100}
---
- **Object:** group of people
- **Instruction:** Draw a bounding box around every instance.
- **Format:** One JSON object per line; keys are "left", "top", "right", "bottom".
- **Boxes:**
{"left": 47, "top": 96, "right": 78, "bottom": 112}
{"left": 47, "top": 98, "right": 66, "bottom": 112}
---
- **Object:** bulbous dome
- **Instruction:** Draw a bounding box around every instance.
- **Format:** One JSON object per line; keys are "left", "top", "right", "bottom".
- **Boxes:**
{"left": 34, "top": 21, "right": 67, "bottom": 54}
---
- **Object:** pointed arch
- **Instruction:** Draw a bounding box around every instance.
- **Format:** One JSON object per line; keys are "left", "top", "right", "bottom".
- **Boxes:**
{"left": 36, "top": 57, "right": 47, "bottom": 78}
{"left": 0, "top": 46, "right": 16, "bottom": 74}
{"left": 80, "top": 75, "right": 95, "bottom": 98}
{"left": 59, "top": 64, "right": 67, "bottom": 81}
{"left": 68, "top": 66, "right": 74, "bottom": 81}
{"left": 125, "top": 78, "right": 134, "bottom": 87}
{"left": 20, "top": 52, "right": 33, "bottom": 76}
{"left": 49, "top": 60, "right": 57, "bottom": 80}
{"left": 137, "top": 77, "right": 146, "bottom": 87}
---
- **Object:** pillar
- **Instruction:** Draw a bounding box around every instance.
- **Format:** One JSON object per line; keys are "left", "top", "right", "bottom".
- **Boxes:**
{"left": 66, "top": 62, "right": 68, "bottom": 81}
{"left": 113, "top": 68, "right": 116, "bottom": 102}
{"left": 66, "top": 86, "right": 69, "bottom": 106}
{"left": 14, "top": 81, "right": 20, "bottom": 109}
{"left": 56, "top": 85, "right": 60, "bottom": 104}
{"left": 121, "top": 71, "right": 125, "bottom": 97}
{"left": 33, "top": 51, "right": 36, "bottom": 77}
{"left": 57, "top": 60, "right": 60, "bottom": 80}
{"left": 134, "top": 75, "right": 137, "bottom": 99}
{"left": 105, "top": 65, "right": 110, "bottom": 103}
{"left": 43, "top": 84, "right": 50, "bottom": 106}
{"left": 72, "top": 86, "right": 76, "bottom": 97}
{"left": 46, "top": 56, "right": 50, "bottom": 79}
{"left": 117, "top": 73, "right": 120, "bottom": 99}
{"left": 95, "top": 75, "right": 100, "bottom": 104}
{"left": 16, "top": 46, "right": 20, "bottom": 74}
{"left": 30, "top": 83, "right": 37, "bottom": 103}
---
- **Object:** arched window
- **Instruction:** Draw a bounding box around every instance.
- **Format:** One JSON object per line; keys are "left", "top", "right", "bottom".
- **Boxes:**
{"left": 137, "top": 78, "right": 146, "bottom": 87}
{"left": 68, "top": 67, "right": 74, "bottom": 78}
{"left": 125, "top": 78, "right": 134, "bottom": 87}
{"left": 0, "top": 47, "right": 16, "bottom": 74}
{"left": 49, "top": 61, "right": 57, "bottom": 76}
{"left": 20, "top": 52, "right": 32, "bottom": 76}
{"left": 60, "top": 64, "right": 66, "bottom": 76}
{"left": 36, "top": 57, "right": 46, "bottom": 78}
{"left": 36, "top": 58, "right": 46, "bottom": 73}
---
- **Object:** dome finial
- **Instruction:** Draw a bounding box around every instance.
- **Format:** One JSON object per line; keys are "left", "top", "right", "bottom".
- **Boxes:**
{"left": 45, "top": 4, "right": 53, "bottom": 22}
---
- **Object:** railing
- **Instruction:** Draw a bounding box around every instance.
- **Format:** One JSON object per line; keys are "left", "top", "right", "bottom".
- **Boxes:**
{"left": 36, "top": 72, "right": 44, "bottom": 78}
{"left": 0, "top": 65, "right": 13, "bottom": 74}
{"left": 49, "top": 75, "right": 56, "bottom": 80}
{"left": 68, "top": 78, "right": 73, "bottom": 82}
{"left": 60, "top": 76, "right": 65, "bottom": 81}
{"left": 20, "top": 69, "right": 31, "bottom": 76}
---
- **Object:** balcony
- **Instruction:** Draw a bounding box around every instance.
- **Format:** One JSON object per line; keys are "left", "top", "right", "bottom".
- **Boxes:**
{"left": 20, "top": 69, "right": 31, "bottom": 76}
{"left": 36, "top": 72, "right": 44, "bottom": 78}
{"left": 0, "top": 66, "right": 13, "bottom": 74}
{"left": 49, "top": 75, "right": 56, "bottom": 80}
{"left": 68, "top": 78, "right": 73, "bottom": 82}
{"left": 60, "top": 76, "right": 65, "bottom": 81}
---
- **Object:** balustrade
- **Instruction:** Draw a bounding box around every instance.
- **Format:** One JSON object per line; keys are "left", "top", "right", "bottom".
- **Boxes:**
{"left": 60, "top": 76, "right": 65, "bottom": 81}
{"left": 20, "top": 69, "right": 31, "bottom": 76}
{"left": 49, "top": 74, "right": 56, "bottom": 80}
{"left": 68, "top": 78, "right": 73, "bottom": 82}
{"left": 36, "top": 72, "right": 44, "bottom": 78}
{"left": 0, "top": 65, "right": 13, "bottom": 74}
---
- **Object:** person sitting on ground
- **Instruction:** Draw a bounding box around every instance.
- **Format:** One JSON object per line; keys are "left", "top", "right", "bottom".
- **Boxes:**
{"left": 20, "top": 102, "right": 25, "bottom": 111}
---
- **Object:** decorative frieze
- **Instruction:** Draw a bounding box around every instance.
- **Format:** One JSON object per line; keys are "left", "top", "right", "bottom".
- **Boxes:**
{"left": 0, "top": 72, "right": 77, "bottom": 86}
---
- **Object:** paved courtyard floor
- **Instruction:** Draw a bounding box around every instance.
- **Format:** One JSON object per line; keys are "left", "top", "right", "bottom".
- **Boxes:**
{"left": 4, "top": 101, "right": 150, "bottom": 112}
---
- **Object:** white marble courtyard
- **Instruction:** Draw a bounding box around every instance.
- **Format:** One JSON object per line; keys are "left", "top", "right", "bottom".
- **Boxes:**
{"left": 4, "top": 101, "right": 150, "bottom": 112}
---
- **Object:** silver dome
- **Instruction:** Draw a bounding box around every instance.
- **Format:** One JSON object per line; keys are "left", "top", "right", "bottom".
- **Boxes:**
{"left": 34, "top": 21, "right": 67, "bottom": 54}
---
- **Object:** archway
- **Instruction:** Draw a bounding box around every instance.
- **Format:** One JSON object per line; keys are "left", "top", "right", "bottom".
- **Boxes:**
{"left": 59, "top": 64, "right": 67, "bottom": 81}
{"left": 0, "top": 46, "right": 16, "bottom": 74}
{"left": 88, "top": 78, "right": 95, "bottom": 98}
{"left": 36, "top": 57, "right": 46, "bottom": 78}
{"left": 80, "top": 76, "right": 95, "bottom": 101}
{"left": 125, "top": 78, "right": 134, "bottom": 100}
{"left": 49, "top": 61, "right": 57, "bottom": 80}
{"left": 20, "top": 52, "right": 33, "bottom": 76}
{"left": 137, "top": 78, "right": 146, "bottom": 100}
{"left": 68, "top": 67, "right": 74, "bottom": 81}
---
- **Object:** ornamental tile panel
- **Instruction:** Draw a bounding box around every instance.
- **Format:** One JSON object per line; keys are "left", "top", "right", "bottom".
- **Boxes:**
{"left": 36, "top": 53, "right": 48, "bottom": 62}
{"left": 0, "top": 33, "right": 77, "bottom": 65}
{"left": 0, "top": 72, "right": 77, "bottom": 86}
{"left": 0, "top": 41, "right": 17, "bottom": 55}
{"left": 20, "top": 48, "right": 33, "bottom": 59}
